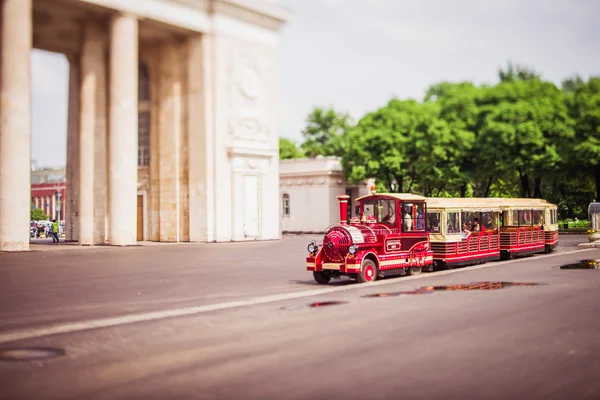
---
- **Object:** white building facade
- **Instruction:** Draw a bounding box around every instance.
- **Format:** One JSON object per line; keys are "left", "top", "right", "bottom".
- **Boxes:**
{"left": 279, "top": 157, "right": 373, "bottom": 233}
{"left": 0, "top": 0, "right": 289, "bottom": 251}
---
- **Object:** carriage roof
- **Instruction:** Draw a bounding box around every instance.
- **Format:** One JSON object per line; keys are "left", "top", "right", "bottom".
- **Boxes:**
{"left": 425, "top": 197, "right": 555, "bottom": 211}
{"left": 355, "top": 193, "right": 427, "bottom": 202}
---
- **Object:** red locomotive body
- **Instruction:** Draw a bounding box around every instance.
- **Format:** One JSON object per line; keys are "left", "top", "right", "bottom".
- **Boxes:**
{"left": 306, "top": 192, "right": 433, "bottom": 284}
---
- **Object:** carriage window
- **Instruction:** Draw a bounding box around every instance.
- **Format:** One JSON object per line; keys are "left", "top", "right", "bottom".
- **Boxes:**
{"left": 377, "top": 199, "right": 396, "bottom": 226}
{"left": 447, "top": 212, "right": 460, "bottom": 234}
{"left": 510, "top": 210, "right": 519, "bottom": 226}
{"left": 363, "top": 202, "right": 375, "bottom": 220}
{"left": 401, "top": 202, "right": 425, "bottom": 231}
{"left": 532, "top": 210, "right": 543, "bottom": 226}
{"left": 362, "top": 199, "right": 397, "bottom": 226}
{"left": 461, "top": 211, "right": 475, "bottom": 231}
{"left": 480, "top": 212, "right": 495, "bottom": 230}
{"left": 427, "top": 212, "right": 441, "bottom": 233}
{"left": 518, "top": 210, "right": 533, "bottom": 226}
{"left": 551, "top": 209, "right": 557, "bottom": 224}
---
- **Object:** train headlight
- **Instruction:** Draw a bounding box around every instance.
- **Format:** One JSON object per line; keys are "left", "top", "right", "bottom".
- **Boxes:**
{"left": 348, "top": 245, "right": 357, "bottom": 254}
{"left": 307, "top": 241, "right": 317, "bottom": 253}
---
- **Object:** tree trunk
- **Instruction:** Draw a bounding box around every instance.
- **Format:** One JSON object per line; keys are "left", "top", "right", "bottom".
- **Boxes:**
{"left": 385, "top": 176, "right": 392, "bottom": 192}
{"left": 395, "top": 175, "right": 404, "bottom": 193}
{"left": 434, "top": 184, "right": 445, "bottom": 197}
{"left": 483, "top": 176, "right": 493, "bottom": 198}
{"left": 518, "top": 171, "right": 531, "bottom": 197}
{"left": 533, "top": 176, "right": 542, "bottom": 198}
{"left": 460, "top": 184, "right": 466, "bottom": 198}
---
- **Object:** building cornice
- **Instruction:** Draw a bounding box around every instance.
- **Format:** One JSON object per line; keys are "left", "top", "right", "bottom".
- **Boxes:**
{"left": 213, "top": 0, "right": 290, "bottom": 31}
{"left": 147, "top": 0, "right": 289, "bottom": 31}
{"left": 227, "top": 146, "right": 278, "bottom": 159}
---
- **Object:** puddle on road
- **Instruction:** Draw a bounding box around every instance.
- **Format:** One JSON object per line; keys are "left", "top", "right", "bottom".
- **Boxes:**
{"left": 309, "top": 301, "right": 349, "bottom": 308}
{"left": 0, "top": 347, "right": 65, "bottom": 362}
{"left": 281, "top": 301, "right": 349, "bottom": 311}
{"left": 559, "top": 259, "right": 600, "bottom": 270}
{"left": 362, "top": 289, "right": 434, "bottom": 298}
{"left": 421, "top": 281, "right": 547, "bottom": 291}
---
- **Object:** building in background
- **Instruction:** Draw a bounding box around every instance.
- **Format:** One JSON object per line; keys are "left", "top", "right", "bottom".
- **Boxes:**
{"left": 279, "top": 157, "right": 373, "bottom": 233}
{"left": 31, "top": 167, "right": 66, "bottom": 221}
{"left": 0, "top": 0, "right": 289, "bottom": 251}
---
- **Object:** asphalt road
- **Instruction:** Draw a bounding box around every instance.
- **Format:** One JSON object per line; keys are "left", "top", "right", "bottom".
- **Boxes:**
{"left": 0, "top": 234, "right": 599, "bottom": 400}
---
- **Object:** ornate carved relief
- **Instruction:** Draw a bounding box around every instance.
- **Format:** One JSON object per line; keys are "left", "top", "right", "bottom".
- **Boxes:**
{"left": 227, "top": 44, "right": 272, "bottom": 147}
{"left": 279, "top": 175, "right": 348, "bottom": 187}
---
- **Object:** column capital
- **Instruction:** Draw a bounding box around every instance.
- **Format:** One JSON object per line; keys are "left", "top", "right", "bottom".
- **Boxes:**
{"left": 112, "top": 11, "right": 139, "bottom": 21}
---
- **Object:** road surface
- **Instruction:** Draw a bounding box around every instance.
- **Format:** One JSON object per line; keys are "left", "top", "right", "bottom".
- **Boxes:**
{"left": 0, "top": 234, "right": 598, "bottom": 400}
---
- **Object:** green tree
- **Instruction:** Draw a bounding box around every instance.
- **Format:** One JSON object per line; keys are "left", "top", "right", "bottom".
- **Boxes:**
{"left": 566, "top": 77, "right": 600, "bottom": 199}
{"left": 31, "top": 206, "right": 48, "bottom": 221}
{"left": 342, "top": 99, "right": 473, "bottom": 195}
{"left": 279, "top": 137, "right": 304, "bottom": 160}
{"left": 562, "top": 75, "right": 585, "bottom": 93}
{"left": 300, "top": 107, "right": 352, "bottom": 158}
{"left": 475, "top": 78, "right": 573, "bottom": 198}
{"left": 498, "top": 62, "right": 540, "bottom": 82}
{"left": 425, "top": 82, "right": 479, "bottom": 196}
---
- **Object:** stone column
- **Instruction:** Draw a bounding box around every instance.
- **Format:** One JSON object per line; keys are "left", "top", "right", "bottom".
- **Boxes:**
{"left": 0, "top": 0, "right": 32, "bottom": 251}
{"left": 108, "top": 14, "right": 138, "bottom": 245}
{"left": 65, "top": 55, "right": 80, "bottom": 241}
{"left": 51, "top": 193, "right": 56, "bottom": 221}
{"left": 79, "top": 23, "right": 105, "bottom": 245}
{"left": 158, "top": 42, "right": 182, "bottom": 242}
{"left": 187, "top": 34, "right": 215, "bottom": 242}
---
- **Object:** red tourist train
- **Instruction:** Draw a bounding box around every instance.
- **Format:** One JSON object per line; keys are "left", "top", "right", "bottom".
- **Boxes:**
{"left": 305, "top": 190, "right": 559, "bottom": 284}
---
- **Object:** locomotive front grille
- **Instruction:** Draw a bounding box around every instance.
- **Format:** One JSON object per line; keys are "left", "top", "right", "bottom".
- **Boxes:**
{"left": 323, "top": 227, "right": 353, "bottom": 262}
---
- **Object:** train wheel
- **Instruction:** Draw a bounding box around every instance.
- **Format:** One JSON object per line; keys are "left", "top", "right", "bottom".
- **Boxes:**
{"left": 313, "top": 271, "right": 331, "bottom": 284}
{"left": 357, "top": 259, "right": 378, "bottom": 283}
{"left": 406, "top": 266, "right": 422, "bottom": 276}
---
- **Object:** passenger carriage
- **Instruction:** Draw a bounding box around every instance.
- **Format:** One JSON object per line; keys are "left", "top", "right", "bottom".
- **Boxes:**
{"left": 425, "top": 198, "right": 502, "bottom": 269}
{"left": 496, "top": 198, "right": 558, "bottom": 257}
{"left": 541, "top": 200, "right": 559, "bottom": 252}
{"left": 497, "top": 199, "right": 545, "bottom": 258}
{"left": 306, "top": 192, "right": 434, "bottom": 284}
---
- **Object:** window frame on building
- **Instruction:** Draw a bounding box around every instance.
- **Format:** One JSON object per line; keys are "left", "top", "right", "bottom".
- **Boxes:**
{"left": 282, "top": 193, "right": 290, "bottom": 217}
{"left": 138, "top": 62, "right": 150, "bottom": 167}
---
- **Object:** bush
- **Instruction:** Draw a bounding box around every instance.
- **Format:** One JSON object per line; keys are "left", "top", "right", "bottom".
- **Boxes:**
{"left": 31, "top": 208, "right": 48, "bottom": 221}
{"left": 559, "top": 219, "right": 589, "bottom": 228}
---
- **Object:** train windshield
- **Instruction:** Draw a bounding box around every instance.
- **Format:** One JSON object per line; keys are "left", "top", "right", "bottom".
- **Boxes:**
{"left": 362, "top": 198, "right": 397, "bottom": 226}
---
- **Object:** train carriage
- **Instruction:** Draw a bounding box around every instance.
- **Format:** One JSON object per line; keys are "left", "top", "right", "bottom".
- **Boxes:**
{"left": 304, "top": 191, "right": 559, "bottom": 284}
{"left": 542, "top": 201, "right": 559, "bottom": 252}
{"left": 425, "top": 198, "right": 502, "bottom": 269}
{"left": 306, "top": 192, "right": 433, "bottom": 284}
{"left": 496, "top": 199, "right": 547, "bottom": 259}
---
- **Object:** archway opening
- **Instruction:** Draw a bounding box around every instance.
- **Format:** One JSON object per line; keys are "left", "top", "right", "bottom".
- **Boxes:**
{"left": 30, "top": 49, "right": 69, "bottom": 240}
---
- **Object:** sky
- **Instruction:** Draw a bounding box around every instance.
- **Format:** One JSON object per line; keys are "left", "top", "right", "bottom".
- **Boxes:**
{"left": 31, "top": 0, "right": 600, "bottom": 168}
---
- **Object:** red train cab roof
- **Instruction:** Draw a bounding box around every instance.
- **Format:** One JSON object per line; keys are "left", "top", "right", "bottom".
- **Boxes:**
{"left": 355, "top": 193, "right": 427, "bottom": 202}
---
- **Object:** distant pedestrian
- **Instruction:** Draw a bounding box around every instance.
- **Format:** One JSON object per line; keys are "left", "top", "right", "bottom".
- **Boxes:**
{"left": 51, "top": 219, "right": 60, "bottom": 243}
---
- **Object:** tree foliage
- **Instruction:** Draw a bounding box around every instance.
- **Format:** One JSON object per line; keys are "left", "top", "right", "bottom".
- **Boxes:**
{"left": 31, "top": 206, "right": 48, "bottom": 221}
{"left": 566, "top": 77, "right": 600, "bottom": 199}
{"left": 300, "top": 107, "right": 352, "bottom": 158}
{"left": 279, "top": 138, "right": 304, "bottom": 160}
{"left": 295, "top": 66, "right": 599, "bottom": 218}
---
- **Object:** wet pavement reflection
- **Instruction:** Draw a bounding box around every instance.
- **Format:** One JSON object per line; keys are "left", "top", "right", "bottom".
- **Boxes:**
{"left": 559, "top": 259, "right": 600, "bottom": 270}
{"left": 0, "top": 347, "right": 65, "bottom": 362}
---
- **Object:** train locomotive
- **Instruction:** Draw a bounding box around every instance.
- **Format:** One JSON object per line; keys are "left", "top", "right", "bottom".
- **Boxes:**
{"left": 305, "top": 190, "right": 559, "bottom": 284}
